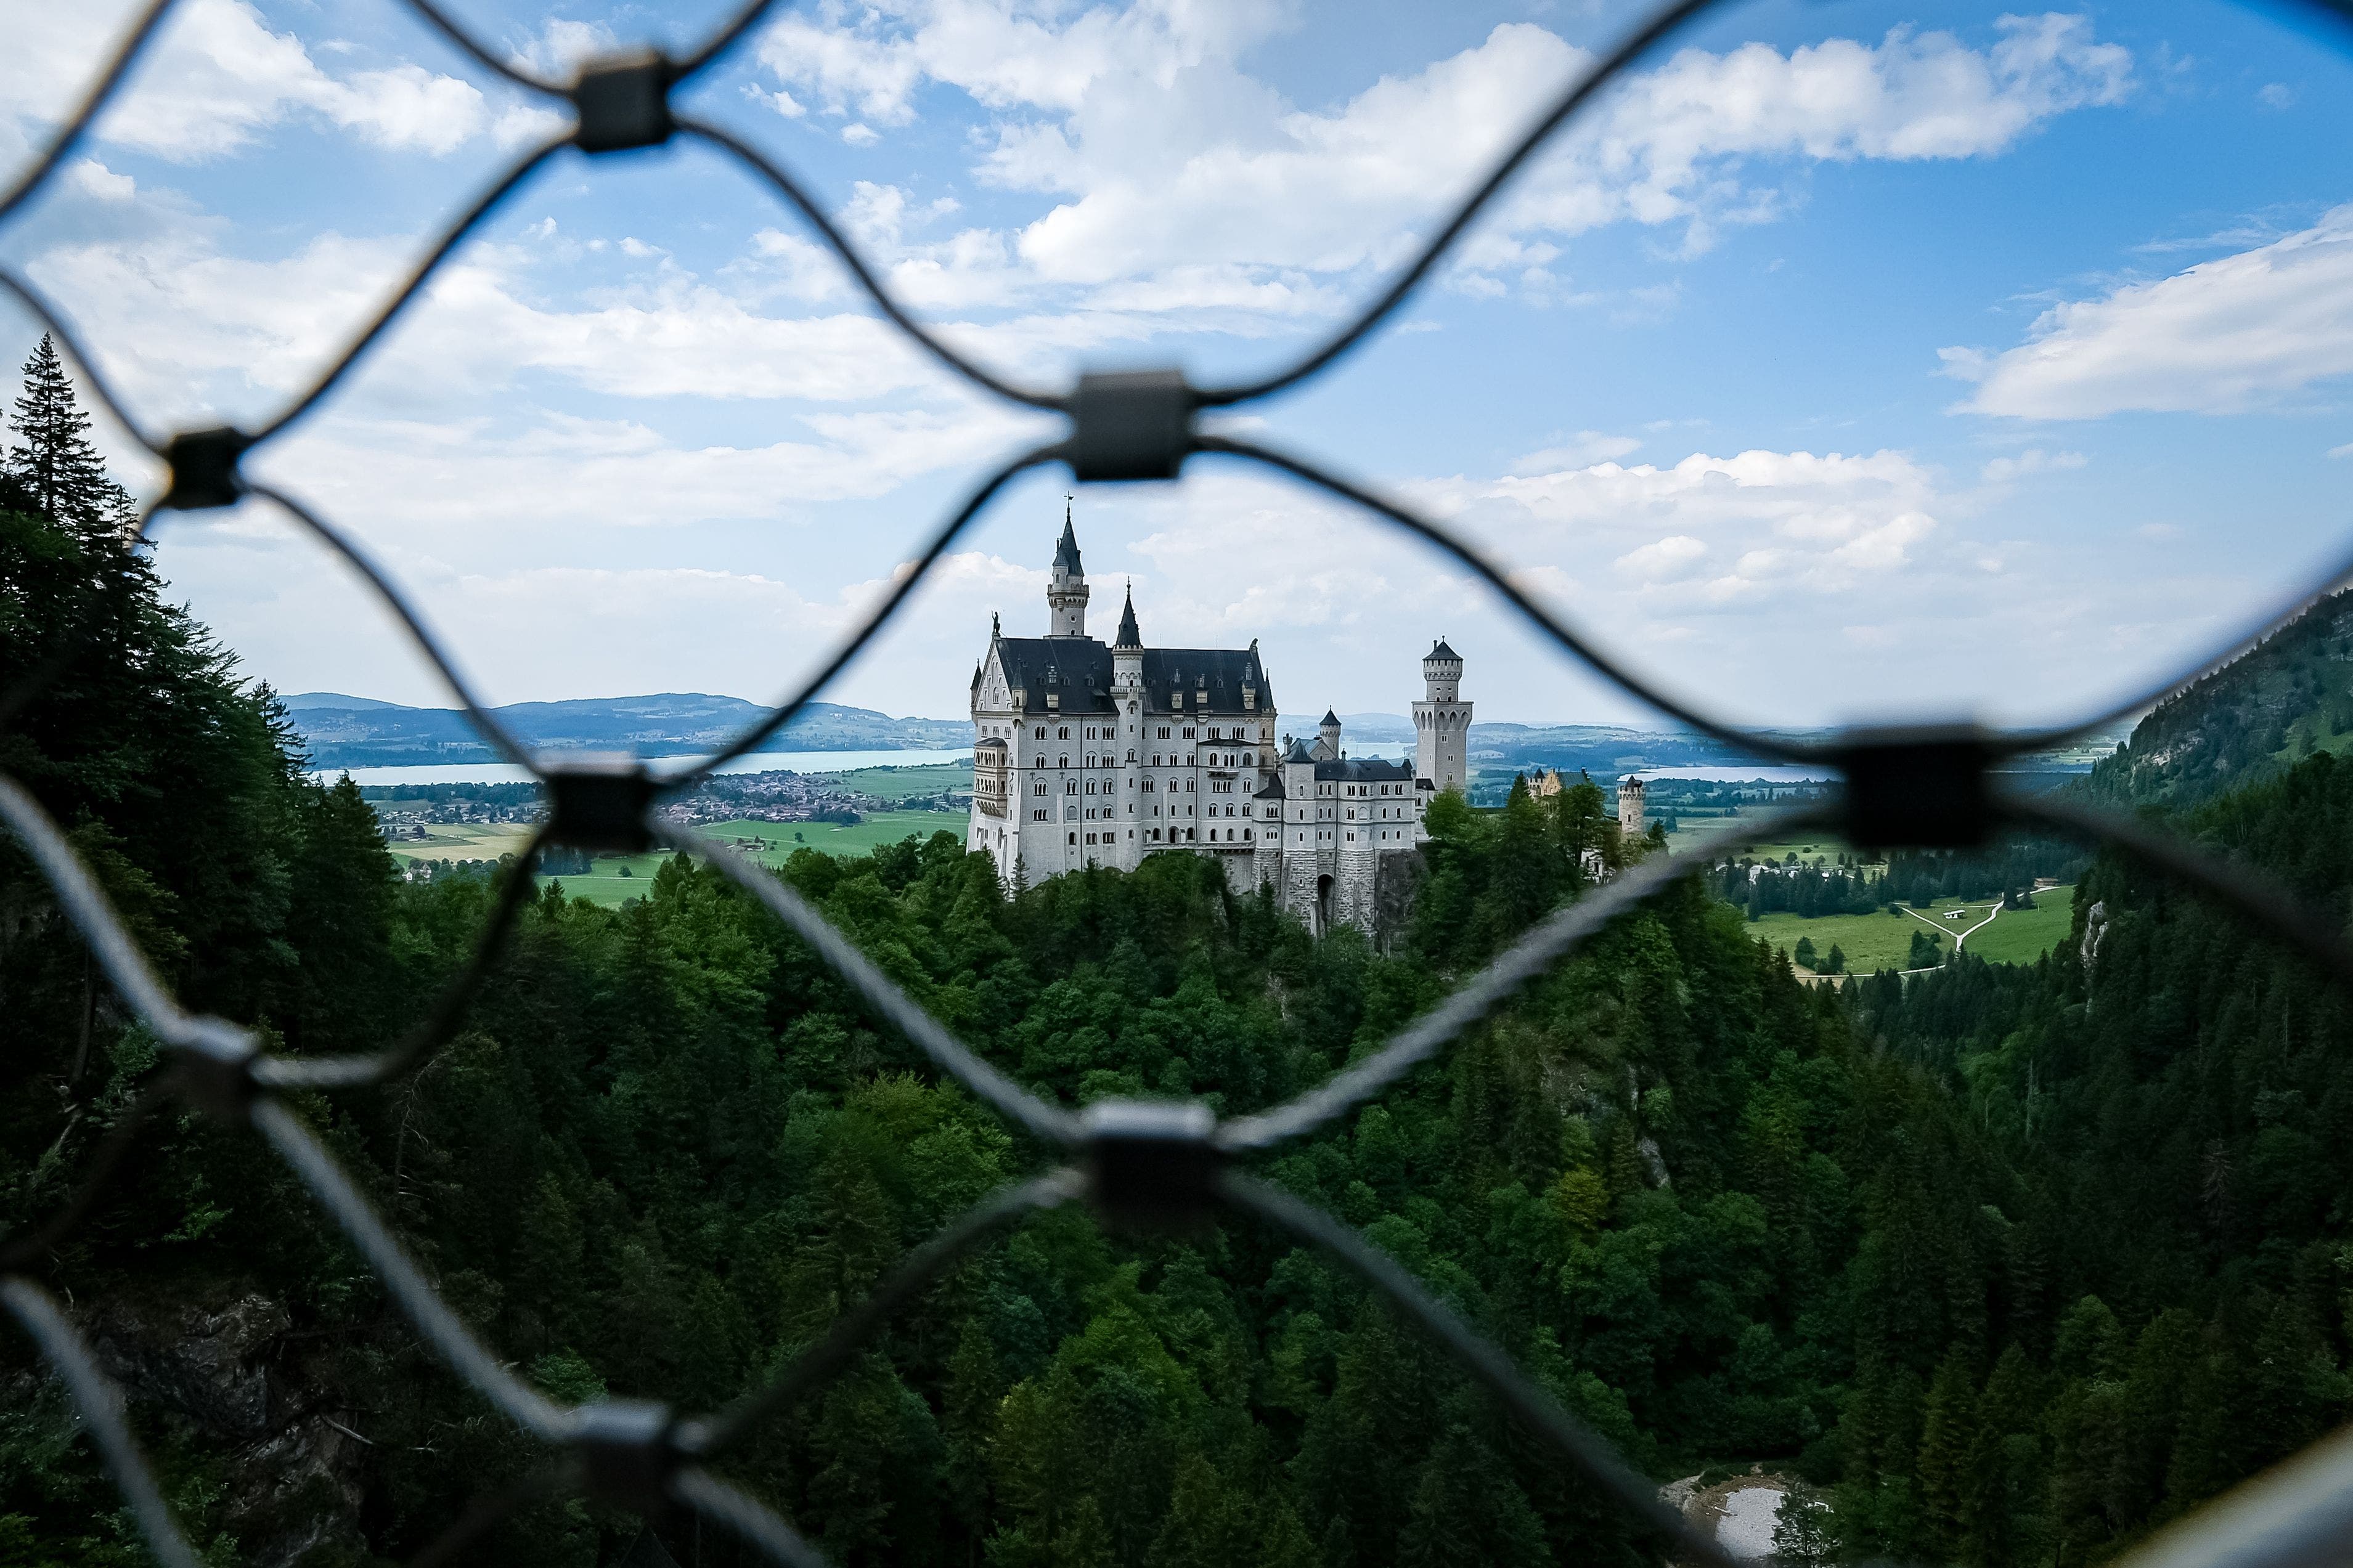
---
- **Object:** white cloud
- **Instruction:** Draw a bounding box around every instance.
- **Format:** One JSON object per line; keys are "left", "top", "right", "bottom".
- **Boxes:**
{"left": 508, "top": 18, "right": 619, "bottom": 82}
{"left": 1424, "top": 446, "right": 1946, "bottom": 604}
{"left": 1511, "top": 431, "right": 1641, "bottom": 471}
{"left": 841, "top": 123, "right": 881, "bottom": 146}
{"left": 2329, "top": 441, "right": 2353, "bottom": 459}
{"left": 1980, "top": 448, "right": 2086, "bottom": 482}
{"left": 1614, "top": 534, "right": 1707, "bottom": 580}
{"left": 27, "top": 218, "right": 1001, "bottom": 423}
{"left": 748, "top": 6, "right": 2132, "bottom": 312}
{"left": 2258, "top": 82, "right": 2298, "bottom": 111}
{"left": 1954, "top": 206, "right": 2353, "bottom": 418}
{"left": 1, "top": 0, "right": 526, "bottom": 166}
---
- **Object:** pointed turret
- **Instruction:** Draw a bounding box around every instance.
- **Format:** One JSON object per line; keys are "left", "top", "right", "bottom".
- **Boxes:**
{"left": 1316, "top": 709, "right": 1342, "bottom": 760}
{"left": 1112, "top": 583, "right": 1144, "bottom": 697}
{"left": 1046, "top": 502, "right": 1090, "bottom": 636}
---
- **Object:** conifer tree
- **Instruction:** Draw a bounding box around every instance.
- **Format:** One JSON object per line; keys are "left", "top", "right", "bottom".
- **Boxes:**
{"left": 8, "top": 334, "right": 132, "bottom": 535}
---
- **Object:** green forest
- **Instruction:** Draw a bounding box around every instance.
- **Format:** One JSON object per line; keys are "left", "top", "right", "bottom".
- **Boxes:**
{"left": 6, "top": 340, "right": 2352, "bottom": 1567}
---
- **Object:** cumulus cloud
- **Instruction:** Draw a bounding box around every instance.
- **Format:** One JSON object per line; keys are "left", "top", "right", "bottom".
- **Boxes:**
{"left": 1614, "top": 534, "right": 1707, "bottom": 580}
{"left": 1, "top": 0, "right": 532, "bottom": 166}
{"left": 749, "top": 5, "right": 2132, "bottom": 311}
{"left": 1951, "top": 206, "right": 2353, "bottom": 418}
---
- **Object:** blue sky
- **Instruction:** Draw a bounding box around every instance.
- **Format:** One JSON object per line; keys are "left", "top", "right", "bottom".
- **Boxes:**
{"left": 4, "top": 0, "right": 2352, "bottom": 733}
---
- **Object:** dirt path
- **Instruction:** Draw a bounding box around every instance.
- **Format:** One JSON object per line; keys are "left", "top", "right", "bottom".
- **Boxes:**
{"left": 1902, "top": 900, "right": 2000, "bottom": 951}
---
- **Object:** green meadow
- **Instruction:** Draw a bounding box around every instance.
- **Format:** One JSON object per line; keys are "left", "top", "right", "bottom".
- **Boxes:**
{"left": 1748, "top": 887, "right": 2075, "bottom": 974}
{"left": 391, "top": 811, "right": 968, "bottom": 908}
{"left": 537, "top": 811, "right": 966, "bottom": 908}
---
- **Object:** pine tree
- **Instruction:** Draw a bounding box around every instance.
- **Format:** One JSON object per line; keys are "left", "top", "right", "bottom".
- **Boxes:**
{"left": 8, "top": 335, "right": 132, "bottom": 535}
{"left": 1918, "top": 1348, "right": 1981, "bottom": 1558}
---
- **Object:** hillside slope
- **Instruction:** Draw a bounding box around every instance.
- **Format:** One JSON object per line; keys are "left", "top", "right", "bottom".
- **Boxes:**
{"left": 2081, "top": 586, "right": 2353, "bottom": 808}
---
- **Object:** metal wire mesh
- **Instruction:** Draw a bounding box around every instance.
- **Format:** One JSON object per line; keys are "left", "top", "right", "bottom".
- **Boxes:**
{"left": 7, "top": 0, "right": 2353, "bottom": 1562}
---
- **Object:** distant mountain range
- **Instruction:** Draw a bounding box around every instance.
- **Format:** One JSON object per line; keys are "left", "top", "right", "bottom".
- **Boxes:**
{"left": 2079, "top": 585, "right": 2353, "bottom": 810}
{"left": 283, "top": 692, "right": 971, "bottom": 768}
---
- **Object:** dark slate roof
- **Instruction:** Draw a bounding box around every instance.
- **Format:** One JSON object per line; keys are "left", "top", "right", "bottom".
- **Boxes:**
{"left": 1053, "top": 518, "right": 1083, "bottom": 575}
{"left": 991, "top": 636, "right": 1273, "bottom": 715}
{"left": 1283, "top": 737, "right": 1316, "bottom": 763}
{"left": 1114, "top": 589, "right": 1141, "bottom": 649}
{"left": 1320, "top": 709, "right": 1339, "bottom": 726}
{"left": 1255, "top": 776, "right": 1286, "bottom": 800}
{"left": 1315, "top": 757, "right": 1417, "bottom": 783}
{"left": 1426, "top": 638, "right": 1461, "bottom": 662}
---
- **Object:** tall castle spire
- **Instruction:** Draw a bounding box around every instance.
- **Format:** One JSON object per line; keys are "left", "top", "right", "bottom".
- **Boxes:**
{"left": 1047, "top": 498, "right": 1090, "bottom": 636}
{"left": 1114, "top": 582, "right": 1141, "bottom": 649}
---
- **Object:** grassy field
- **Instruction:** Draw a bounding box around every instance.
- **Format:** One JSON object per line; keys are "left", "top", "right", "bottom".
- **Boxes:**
{"left": 1965, "top": 887, "right": 2076, "bottom": 965}
{"left": 1664, "top": 810, "right": 1872, "bottom": 869}
{"left": 1749, "top": 887, "right": 2075, "bottom": 974}
{"left": 1750, "top": 905, "right": 1946, "bottom": 974}
{"left": 823, "top": 764, "right": 972, "bottom": 799}
{"left": 698, "top": 811, "right": 965, "bottom": 858}
{"left": 388, "top": 822, "right": 535, "bottom": 861}
{"left": 392, "top": 811, "right": 967, "bottom": 909}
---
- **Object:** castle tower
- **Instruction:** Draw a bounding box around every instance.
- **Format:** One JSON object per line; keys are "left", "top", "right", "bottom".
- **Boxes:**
{"left": 1112, "top": 584, "right": 1144, "bottom": 694}
{"left": 1047, "top": 503, "right": 1089, "bottom": 636}
{"left": 1413, "top": 638, "right": 1470, "bottom": 795}
{"left": 1316, "top": 708, "right": 1342, "bottom": 760}
{"left": 1618, "top": 776, "right": 1646, "bottom": 839}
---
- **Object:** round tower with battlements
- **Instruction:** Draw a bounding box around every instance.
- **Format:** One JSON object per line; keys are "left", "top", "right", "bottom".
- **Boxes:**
{"left": 1413, "top": 638, "right": 1470, "bottom": 795}
{"left": 1618, "top": 775, "right": 1646, "bottom": 840}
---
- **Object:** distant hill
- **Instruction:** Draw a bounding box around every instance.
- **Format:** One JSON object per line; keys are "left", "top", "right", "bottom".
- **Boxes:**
{"left": 1331, "top": 712, "right": 1777, "bottom": 776}
{"left": 2081, "top": 585, "right": 2353, "bottom": 809}
{"left": 282, "top": 691, "right": 406, "bottom": 710}
{"left": 285, "top": 692, "right": 970, "bottom": 768}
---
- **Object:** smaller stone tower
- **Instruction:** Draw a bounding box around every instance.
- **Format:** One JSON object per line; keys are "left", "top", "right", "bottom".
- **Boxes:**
{"left": 1413, "top": 639, "right": 1470, "bottom": 795}
{"left": 1047, "top": 502, "right": 1089, "bottom": 637}
{"left": 1617, "top": 776, "right": 1646, "bottom": 839}
{"left": 1316, "top": 709, "right": 1343, "bottom": 760}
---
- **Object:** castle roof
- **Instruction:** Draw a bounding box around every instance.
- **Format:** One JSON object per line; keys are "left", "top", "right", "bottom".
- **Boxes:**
{"left": 1425, "top": 638, "right": 1460, "bottom": 662}
{"left": 1255, "top": 776, "right": 1286, "bottom": 800}
{"left": 990, "top": 636, "right": 1271, "bottom": 717}
{"left": 1053, "top": 516, "right": 1083, "bottom": 576}
{"left": 1114, "top": 587, "right": 1141, "bottom": 649}
{"left": 1313, "top": 756, "right": 1416, "bottom": 783}
{"left": 1320, "top": 708, "right": 1339, "bottom": 726}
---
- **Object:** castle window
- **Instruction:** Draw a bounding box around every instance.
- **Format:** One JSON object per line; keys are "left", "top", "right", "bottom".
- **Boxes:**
{"left": 1183, "top": 726, "right": 1195, "bottom": 739}
{"left": 1035, "top": 727, "right": 1045, "bottom": 739}
{"left": 1069, "top": 834, "right": 1076, "bottom": 845}
{"left": 1244, "top": 829, "right": 1252, "bottom": 841}
{"left": 1157, "top": 727, "right": 1170, "bottom": 739}
{"left": 1058, "top": 726, "right": 1069, "bottom": 739}
{"left": 1059, "top": 757, "right": 1067, "bottom": 768}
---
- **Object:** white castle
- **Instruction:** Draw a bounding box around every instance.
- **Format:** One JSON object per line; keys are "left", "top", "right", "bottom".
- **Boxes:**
{"left": 966, "top": 514, "right": 1474, "bottom": 935}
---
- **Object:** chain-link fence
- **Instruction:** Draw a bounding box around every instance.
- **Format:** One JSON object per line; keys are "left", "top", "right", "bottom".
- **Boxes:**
{"left": 8, "top": 0, "right": 2353, "bottom": 1562}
